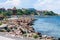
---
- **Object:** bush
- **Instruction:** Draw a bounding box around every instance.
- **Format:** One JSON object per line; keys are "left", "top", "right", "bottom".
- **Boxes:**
{"left": 33, "top": 34, "right": 39, "bottom": 39}
{"left": 0, "top": 22, "right": 2, "bottom": 25}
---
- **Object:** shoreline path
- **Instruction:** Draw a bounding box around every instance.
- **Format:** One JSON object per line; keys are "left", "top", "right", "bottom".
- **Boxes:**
{"left": 0, "top": 32, "right": 39, "bottom": 40}
{"left": 0, "top": 32, "right": 46, "bottom": 40}
{"left": 0, "top": 36, "right": 15, "bottom": 40}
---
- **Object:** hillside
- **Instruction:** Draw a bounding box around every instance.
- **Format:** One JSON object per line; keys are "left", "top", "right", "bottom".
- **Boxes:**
{"left": 0, "top": 7, "right": 58, "bottom": 16}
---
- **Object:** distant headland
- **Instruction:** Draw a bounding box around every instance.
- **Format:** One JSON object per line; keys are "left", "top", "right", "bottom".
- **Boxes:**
{"left": 0, "top": 7, "right": 58, "bottom": 17}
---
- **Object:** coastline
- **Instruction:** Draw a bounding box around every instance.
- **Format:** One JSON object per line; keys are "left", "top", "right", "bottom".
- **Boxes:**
{"left": 0, "top": 16, "right": 57, "bottom": 40}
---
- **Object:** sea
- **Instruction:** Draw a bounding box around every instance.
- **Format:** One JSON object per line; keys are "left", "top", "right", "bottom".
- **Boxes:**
{"left": 33, "top": 16, "right": 60, "bottom": 38}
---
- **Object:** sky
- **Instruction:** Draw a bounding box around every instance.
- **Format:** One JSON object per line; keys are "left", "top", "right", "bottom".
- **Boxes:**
{"left": 0, "top": 0, "right": 60, "bottom": 14}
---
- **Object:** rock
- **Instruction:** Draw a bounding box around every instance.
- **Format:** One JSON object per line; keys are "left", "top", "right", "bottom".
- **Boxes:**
{"left": 42, "top": 35, "right": 47, "bottom": 38}
{"left": 58, "top": 38, "right": 60, "bottom": 40}
{"left": 36, "top": 32, "right": 42, "bottom": 37}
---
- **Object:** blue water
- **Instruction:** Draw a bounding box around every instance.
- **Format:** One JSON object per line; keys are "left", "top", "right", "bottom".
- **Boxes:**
{"left": 33, "top": 16, "right": 60, "bottom": 38}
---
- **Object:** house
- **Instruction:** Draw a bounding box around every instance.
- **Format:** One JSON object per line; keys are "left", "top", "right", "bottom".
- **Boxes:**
{"left": 12, "top": 7, "right": 17, "bottom": 15}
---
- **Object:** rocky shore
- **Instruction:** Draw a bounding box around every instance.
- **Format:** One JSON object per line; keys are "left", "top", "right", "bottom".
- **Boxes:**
{"left": 0, "top": 16, "right": 56, "bottom": 40}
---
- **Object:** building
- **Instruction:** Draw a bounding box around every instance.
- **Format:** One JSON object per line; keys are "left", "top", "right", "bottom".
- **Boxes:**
{"left": 0, "top": 8, "right": 6, "bottom": 12}
{"left": 12, "top": 7, "right": 17, "bottom": 15}
{"left": 7, "top": 9, "right": 12, "bottom": 11}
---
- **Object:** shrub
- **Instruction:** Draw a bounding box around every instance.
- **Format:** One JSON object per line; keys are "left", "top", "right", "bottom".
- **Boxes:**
{"left": 33, "top": 34, "right": 39, "bottom": 39}
{"left": 0, "top": 22, "right": 2, "bottom": 25}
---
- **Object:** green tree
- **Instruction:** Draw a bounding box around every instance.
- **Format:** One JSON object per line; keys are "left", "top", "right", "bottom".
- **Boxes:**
{"left": 4, "top": 10, "right": 12, "bottom": 16}
{"left": 17, "top": 9, "right": 23, "bottom": 15}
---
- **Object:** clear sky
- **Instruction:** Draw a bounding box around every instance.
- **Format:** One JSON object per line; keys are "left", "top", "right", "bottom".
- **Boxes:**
{"left": 0, "top": 0, "right": 60, "bottom": 14}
